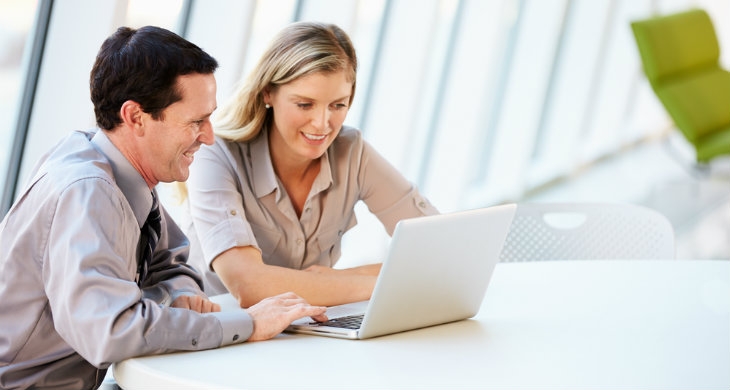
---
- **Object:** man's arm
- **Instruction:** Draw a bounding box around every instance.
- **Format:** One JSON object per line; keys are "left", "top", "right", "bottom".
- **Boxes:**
{"left": 213, "top": 246, "right": 377, "bottom": 308}
{"left": 43, "top": 180, "right": 249, "bottom": 366}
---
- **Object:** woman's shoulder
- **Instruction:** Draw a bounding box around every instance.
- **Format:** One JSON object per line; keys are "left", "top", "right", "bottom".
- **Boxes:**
{"left": 333, "top": 125, "right": 365, "bottom": 149}
{"left": 200, "top": 134, "right": 249, "bottom": 158}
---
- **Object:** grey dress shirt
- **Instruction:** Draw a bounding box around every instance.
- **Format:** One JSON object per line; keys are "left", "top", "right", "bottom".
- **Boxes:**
{"left": 0, "top": 129, "right": 251, "bottom": 389}
{"left": 186, "top": 126, "right": 439, "bottom": 295}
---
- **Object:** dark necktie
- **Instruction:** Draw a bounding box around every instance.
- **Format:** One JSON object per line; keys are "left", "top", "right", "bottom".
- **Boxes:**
{"left": 138, "top": 193, "right": 161, "bottom": 287}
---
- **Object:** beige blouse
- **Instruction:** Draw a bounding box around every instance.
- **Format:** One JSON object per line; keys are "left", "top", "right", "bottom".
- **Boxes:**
{"left": 185, "top": 126, "right": 439, "bottom": 294}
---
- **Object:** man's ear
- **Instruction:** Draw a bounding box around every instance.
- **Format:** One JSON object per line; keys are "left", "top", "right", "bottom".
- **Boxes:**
{"left": 119, "top": 100, "right": 145, "bottom": 134}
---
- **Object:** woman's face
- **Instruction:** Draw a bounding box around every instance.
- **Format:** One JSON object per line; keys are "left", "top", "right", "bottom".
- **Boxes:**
{"left": 265, "top": 70, "right": 352, "bottom": 165}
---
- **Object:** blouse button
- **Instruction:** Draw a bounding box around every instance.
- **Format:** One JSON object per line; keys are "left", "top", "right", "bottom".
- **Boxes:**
{"left": 296, "top": 239, "right": 303, "bottom": 245}
{"left": 232, "top": 334, "right": 239, "bottom": 342}
{"left": 418, "top": 201, "right": 426, "bottom": 208}
{"left": 191, "top": 338, "right": 198, "bottom": 346}
{"left": 230, "top": 210, "right": 237, "bottom": 216}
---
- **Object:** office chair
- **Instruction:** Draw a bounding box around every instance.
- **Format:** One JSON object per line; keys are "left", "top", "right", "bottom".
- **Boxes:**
{"left": 499, "top": 203, "right": 675, "bottom": 261}
{"left": 630, "top": 9, "right": 730, "bottom": 164}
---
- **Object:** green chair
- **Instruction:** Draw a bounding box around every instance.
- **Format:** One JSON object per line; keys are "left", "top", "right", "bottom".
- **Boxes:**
{"left": 631, "top": 9, "right": 730, "bottom": 164}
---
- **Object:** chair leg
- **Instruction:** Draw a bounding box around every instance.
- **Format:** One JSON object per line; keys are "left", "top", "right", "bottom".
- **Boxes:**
{"left": 661, "top": 135, "right": 711, "bottom": 180}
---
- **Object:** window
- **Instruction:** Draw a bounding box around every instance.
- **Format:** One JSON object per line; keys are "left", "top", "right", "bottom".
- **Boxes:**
{"left": 0, "top": 0, "right": 39, "bottom": 213}
{"left": 4, "top": 0, "right": 727, "bottom": 263}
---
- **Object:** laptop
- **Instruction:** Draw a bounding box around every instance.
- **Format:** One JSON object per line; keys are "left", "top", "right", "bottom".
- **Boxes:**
{"left": 286, "top": 204, "right": 516, "bottom": 339}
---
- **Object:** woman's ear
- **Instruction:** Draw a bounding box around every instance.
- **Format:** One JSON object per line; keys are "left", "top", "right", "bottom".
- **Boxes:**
{"left": 262, "top": 88, "right": 271, "bottom": 106}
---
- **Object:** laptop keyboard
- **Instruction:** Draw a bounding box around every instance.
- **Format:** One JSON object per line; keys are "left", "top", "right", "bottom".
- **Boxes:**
{"left": 319, "top": 314, "right": 364, "bottom": 329}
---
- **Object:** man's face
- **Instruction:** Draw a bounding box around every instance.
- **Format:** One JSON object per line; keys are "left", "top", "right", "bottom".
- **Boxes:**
{"left": 138, "top": 73, "right": 217, "bottom": 186}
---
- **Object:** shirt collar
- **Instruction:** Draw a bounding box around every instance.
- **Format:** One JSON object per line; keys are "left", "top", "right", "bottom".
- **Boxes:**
{"left": 250, "top": 130, "right": 279, "bottom": 200}
{"left": 313, "top": 149, "right": 333, "bottom": 195}
{"left": 249, "top": 128, "right": 333, "bottom": 202}
{"left": 91, "top": 129, "right": 154, "bottom": 228}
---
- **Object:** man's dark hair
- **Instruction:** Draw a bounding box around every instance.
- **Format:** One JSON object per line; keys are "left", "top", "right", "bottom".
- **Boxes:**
{"left": 90, "top": 26, "right": 218, "bottom": 130}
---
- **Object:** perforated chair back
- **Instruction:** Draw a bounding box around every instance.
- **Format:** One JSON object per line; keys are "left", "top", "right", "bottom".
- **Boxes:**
{"left": 499, "top": 203, "right": 675, "bottom": 262}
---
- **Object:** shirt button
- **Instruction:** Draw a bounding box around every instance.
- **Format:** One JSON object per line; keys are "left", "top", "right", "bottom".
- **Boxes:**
{"left": 418, "top": 201, "right": 426, "bottom": 208}
{"left": 305, "top": 208, "right": 311, "bottom": 213}
{"left": 192, "top": 338, "right": 198, "bottom": 346}
{"left": 232, "top": 334, "right": 239, "bottom": 342}
{"left": 230, "top": 210, "right": 237, "bottom": 216}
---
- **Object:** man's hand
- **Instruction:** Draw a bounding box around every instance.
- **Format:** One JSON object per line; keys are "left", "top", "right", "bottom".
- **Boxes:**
{"left": 246, "top": 292, "right": 328, "bottom": 341}
{"left": 171, "top": 294, "right": 221, "bottom": 313}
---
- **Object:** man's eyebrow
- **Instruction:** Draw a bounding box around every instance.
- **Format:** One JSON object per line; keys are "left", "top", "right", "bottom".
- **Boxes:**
{"left": 191, "top": 110, "right": 215, "bottom": 121}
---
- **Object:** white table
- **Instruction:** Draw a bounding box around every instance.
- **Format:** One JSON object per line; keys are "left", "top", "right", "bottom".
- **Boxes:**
{"left": 114, "top": 260, "right": 730, "bottom": 389}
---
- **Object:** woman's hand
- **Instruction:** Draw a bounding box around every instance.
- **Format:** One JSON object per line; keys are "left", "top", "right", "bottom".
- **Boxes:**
{"left": 171, "top": 294, "right": 221, "bottom": 313}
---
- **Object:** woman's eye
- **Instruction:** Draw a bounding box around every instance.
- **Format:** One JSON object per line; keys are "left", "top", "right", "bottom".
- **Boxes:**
{"left": 297, "top": 103, "right": 312, "bottom": 109}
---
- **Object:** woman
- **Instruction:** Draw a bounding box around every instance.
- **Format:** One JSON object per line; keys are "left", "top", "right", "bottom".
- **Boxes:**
{"left": 185, "top": 21, "right": 438, "bottom": 308}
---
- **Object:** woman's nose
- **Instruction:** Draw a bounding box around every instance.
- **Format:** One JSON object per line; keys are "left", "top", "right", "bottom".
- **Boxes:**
{"left": 310, "top": 107, "right": 330, "bottom": 131}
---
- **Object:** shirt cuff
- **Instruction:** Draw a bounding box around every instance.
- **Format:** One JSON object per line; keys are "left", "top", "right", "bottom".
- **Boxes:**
{"left": 212, "top": 309, "right": 254, "bottom": 346}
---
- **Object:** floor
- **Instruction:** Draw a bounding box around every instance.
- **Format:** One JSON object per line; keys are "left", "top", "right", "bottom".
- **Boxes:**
{"left": 521, "top": 131, "right": 730, "bottom": 260}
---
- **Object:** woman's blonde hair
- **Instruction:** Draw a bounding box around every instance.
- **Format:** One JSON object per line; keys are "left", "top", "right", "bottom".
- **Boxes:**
{"left": 214, "top": 21, "right": 358, "bottom": 142}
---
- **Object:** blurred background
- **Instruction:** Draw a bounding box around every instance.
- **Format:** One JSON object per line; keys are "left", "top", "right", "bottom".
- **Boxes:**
{"left": 1, "top": 0, "right": 728, "bottom": 264}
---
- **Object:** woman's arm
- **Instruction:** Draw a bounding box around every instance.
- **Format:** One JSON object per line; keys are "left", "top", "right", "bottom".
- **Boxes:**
{"left": 305, "top": 263, "right": 382, "bottom": 276}
{"left": 212, "top": 246, "right": 377, "bottom": 308}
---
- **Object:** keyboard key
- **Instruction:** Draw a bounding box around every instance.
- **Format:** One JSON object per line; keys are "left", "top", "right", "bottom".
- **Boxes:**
{"left": 319, "top": 314, "right": 364, "bottom": 329}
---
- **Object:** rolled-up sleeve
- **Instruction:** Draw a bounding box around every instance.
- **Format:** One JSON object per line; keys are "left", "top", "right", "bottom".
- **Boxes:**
{"left": 187, "top": 140, "right": 260, "bottom": 269}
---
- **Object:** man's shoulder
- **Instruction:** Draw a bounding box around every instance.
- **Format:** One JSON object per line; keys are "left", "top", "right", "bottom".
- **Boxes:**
{"left": 6, "top": 133, "right": 127, "bottom": 232}
{"left": 25, "top": 131, "right": 117, "bottom": 197}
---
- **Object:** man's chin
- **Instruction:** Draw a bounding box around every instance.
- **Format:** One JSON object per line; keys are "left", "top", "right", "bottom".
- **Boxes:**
{"left": 167, "top": 170, "right": 190, "bottom": 185}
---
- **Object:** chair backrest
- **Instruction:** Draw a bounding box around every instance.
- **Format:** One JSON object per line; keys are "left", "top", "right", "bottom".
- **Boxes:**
{"left": 631, "top": 9, "right": 720, "bottom": 85}
{"left": 499, "top": 203, "right": 675, "bottom": 262}
{"left": 630, "top": 9, "right": 730, "bottom": 162}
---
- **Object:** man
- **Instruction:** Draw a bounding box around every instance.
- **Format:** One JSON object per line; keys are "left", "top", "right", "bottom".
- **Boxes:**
{"left": 0, "top": 26, "right": 326, "bottom": 389}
